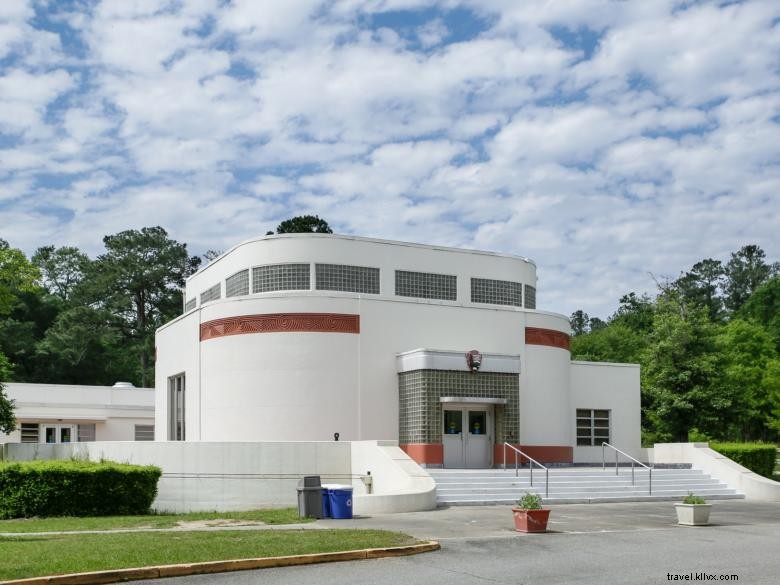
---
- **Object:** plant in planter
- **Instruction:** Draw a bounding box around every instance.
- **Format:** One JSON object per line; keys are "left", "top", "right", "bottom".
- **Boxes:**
{"left": 512, "top": 492, "right": 550, "bottom": 533}
{"left": 675, "top": 492, "right": 712, "bottom": 526}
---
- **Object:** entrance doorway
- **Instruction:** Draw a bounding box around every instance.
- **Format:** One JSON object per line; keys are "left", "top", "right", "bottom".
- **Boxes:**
{"left": 442, "top": 405, "right": 493, "bottom": 468}
{"left": 42, "top": 424, "right": 76, "bottom": 444}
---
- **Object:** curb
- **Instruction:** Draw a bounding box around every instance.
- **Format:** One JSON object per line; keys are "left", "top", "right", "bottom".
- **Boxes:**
{"left": 0, "top": 541, "right": 440, "bottom": 585}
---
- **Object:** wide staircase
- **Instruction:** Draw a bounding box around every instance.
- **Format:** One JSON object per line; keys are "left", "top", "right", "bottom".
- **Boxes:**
{"left": 429, "top": 466, "right": 744, "bottom": 506}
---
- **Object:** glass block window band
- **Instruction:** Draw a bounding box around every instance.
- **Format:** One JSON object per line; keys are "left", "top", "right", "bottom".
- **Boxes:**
{"left": 316, "top": 264, "right": 380, "bottom": 294}
{"left": 135, "top": 425, "right": 155, "bottom": 441}
{"left": 200, "top": 283, "right": 221, "bottom": 304}
{"left": 225, "top": 269, "right": 249, "bottom": 298}
{"left": 184, "top": 298, "right": 196, "bottom": 312}
{"left": 576, "top": 408, "right": 610, "bottom": 446}
{"left": 471, "top": 278, "right": 522, "bottom": 307}
{"left": 524, "top": 285, "right": 537, "bottom": 309}
{"left": 252, "top": 263, "right": 310, "bottom": 293}
{"left": 395, "top": 270, "right": 457, "bottom": 301}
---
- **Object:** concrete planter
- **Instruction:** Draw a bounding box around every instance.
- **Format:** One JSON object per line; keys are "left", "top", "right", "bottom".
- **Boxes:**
{"left": 512, "top": 508, "right": 551, "bottom": 532}
{"left": 675, "top": 503, "right": 712, "bottom": 526}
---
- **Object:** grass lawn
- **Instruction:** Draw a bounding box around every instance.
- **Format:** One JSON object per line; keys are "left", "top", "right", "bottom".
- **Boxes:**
{"left": 0, "top": 508, "right": 312, "bottom": 533}
{"left": 0, "top": 529, "right": 417, "bottom": 580}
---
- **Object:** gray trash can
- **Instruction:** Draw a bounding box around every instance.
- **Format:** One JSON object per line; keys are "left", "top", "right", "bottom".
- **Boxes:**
{"left": 296, "top": 476, "right": 323, "bottom": 518}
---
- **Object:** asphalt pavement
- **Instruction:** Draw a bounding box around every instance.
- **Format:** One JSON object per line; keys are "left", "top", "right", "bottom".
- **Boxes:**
{"left": 133, "top": 500, "right": 780, "bottom": 585}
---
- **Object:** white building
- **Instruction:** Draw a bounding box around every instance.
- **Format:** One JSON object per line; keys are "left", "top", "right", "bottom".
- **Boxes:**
{"left": 1, "top": 382, "right": 155, "bottom": 445}
{"left": 155, "top": 234, "right": 641, "bottom": 467}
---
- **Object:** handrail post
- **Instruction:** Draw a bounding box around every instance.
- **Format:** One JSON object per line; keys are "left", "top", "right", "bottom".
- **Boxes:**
{"left": 503, "top": 443, "right": 506, "bottom": 470}
{"left": 649, "top": 468, "right": 652, "bottom": 495}
{"left": 631, "top": 461, "right": 635, "bottom": 486}
{"left": 615, "top": 449, "right": 618, "bottom": 475}
{"left": 530, "top": 458, "right": 533, "bottom": 486}
{"left": 515, "top": 448, "right": 518, "bottom": 477}
{"left": 545, "top": 468, "right": 549, "bottom": 498}
{"left": 602, "top": 443, "right": 605, "bottom": 471}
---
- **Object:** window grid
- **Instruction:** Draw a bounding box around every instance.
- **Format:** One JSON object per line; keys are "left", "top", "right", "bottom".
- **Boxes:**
{"left": 77, "top": 424, "right": 96, "bottom": 442}
{"left": 395, "top": 270, "right": 457, "bottom": 301}
{"left": 135, "top": 425, "right": 155, "bottom": 441}
{"left": 576, "top": 408, "right": 610, "bottom": 446}
{"left": 168, "top": 373, "right": 185, "bottom": 441}
{"left": 471, "top": 278, "right": 522, "bottom": 307}
{"left": 524, "top": 285, "right": 537, "bottom": 309}
{"left": 225, "top": 269, "right": 249, "bottom": 298}
{"left": 316, "top": 264, "right": 380, "bottom": 294}
{"left": 20, "top": 423, "right": 39, "bottom": 443}
{"left": 200, "top": 283, "right": 221, "bottom": 304}
{"left": 252, "top": 264, "right": 310, "bottom": 293}
{"left": 184, "top": 298, "right": 196, "bottom": 312}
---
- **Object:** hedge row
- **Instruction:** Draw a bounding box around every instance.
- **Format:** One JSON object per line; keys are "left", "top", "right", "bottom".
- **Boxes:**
{"left": 710, "top": 443, "right": 777, "bottom": 479}
{"left": 0, "top": 460, "right": 162, "bottom": 519}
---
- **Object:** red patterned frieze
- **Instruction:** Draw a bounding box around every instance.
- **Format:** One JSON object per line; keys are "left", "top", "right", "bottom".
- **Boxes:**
{"left": 200, "top": 313, "right": 360, "bottom": 341}
{"left": 525, "top": 327, "right": 570, "bottom": 351}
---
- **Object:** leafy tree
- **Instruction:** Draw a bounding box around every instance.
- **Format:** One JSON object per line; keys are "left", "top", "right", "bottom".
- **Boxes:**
{"left": 0, "top": 239, "right": 40, "bottom": 315}
{"left": 642, "top": 293, "right": 724, "bottom": 442}
{"left": 272, "top": 215, "right": 333, "bottom": 234}
{"left": 570, "top": 310, "right": 589, "bottom": 336}
{"left": 588, "top": 317, "right": 607, "bottom": 332}
{"left": 723, "top": 245, "right": 776, "bottom": 313}
{"left": 570, "top": 322, "right": 646, "bottom": 364}
{"left": 610, "top": 292, "right": 655, "bottom": 333}
{"left": 739, "top": 276, "right": 780, "bottom": 351}
{"left": 0, "top": 352, "right": 15, "bottom": 434}
{"left": 85, "top": 227, "right": 201, "bottom": 386}
{"left": 717, "top": 319, "right": 779, "bottom": 441}
{"left": 31, "top": 245, "right": 90, "bottom": 302}
{"left": 672, "top": 258, "right": 724, "bottom": 321}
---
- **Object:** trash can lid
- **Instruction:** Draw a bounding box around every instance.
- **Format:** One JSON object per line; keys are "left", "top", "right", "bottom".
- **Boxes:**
{"left": 324, "top": 484, "right": 353, "bottom": 491}
{"left": 302, "top": 475, "right": 322, "bottom": 487}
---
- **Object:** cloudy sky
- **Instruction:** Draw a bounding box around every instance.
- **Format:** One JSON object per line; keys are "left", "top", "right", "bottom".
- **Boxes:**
{"left": 0, "top": 0, "right": 778, "bottom": 318}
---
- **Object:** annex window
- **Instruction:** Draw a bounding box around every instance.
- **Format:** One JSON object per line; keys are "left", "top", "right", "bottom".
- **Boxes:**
{"left": 252, "top": 263, "right": 310, "bottom": 293}
{"left": 20, "top": 423, "right": 39, "bottom": 443}
{"left": 77, "top": 423, "right": 96, "bottom": 442}
{"left": 200, "top": 283, "right": 221, "bottom": 304}
{"left": 576, "top": 409, "right": 610, "bottom": 446}
{"left": 524, "top": 285, "right": 536, "bottom": 309}
{"left": 395, "top": 270, "right": 457, "bottom": 301}
{"left": 135, "top": 425, "right": 155, "bottom": 441}
{"left": 168, "top": 373, "right": 186, "bottom": 441}
{"left": 184, "top": 298, "right": 196, "bottom": 312}
{"left": 316, "top": 264, "right": 380, "bottom": 294}
{"left": 225, "top": 269, "right": 250, "bottom": 298}
{"left": 471, "top": 278, "right": 522, "bottom": 307}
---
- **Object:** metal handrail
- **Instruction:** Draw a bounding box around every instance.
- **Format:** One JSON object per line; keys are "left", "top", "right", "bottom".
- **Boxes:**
{"left": 602, "top": 442, "right": 653, "bottom": 495}
{"left": 502, "top": 442, "right": 549, "bottom": 497}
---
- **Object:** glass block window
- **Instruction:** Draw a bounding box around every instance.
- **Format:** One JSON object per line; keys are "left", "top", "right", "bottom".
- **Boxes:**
{"left": 135, "top": 425, "right": 155, "bottom": 441}
{"left": 200, "top": 283, "right": 221, "bottom": 304}
{"left": 395, "top": 270, "right": 457, "bottom": 301}
{"left": 471, "top": 278, "right": 522, "bottom": 307}
{"left": 252, "top": 263, "right": 310, "bottom": 293}
{"left": 225, "top": 269, "right": 249, "bottom": 298}
{"left": 184, "top": 298, "right": 196, "bottom": 312}
{"left": 576, "top": 409, "right": 610, "bottom": 446}
{"left": 20, "top": 423, "right": 39, "bottom": 443}
{"left": 316, "top": 264, "right": 380, "bottom": 294}
{"left": 77, "top": 423, "right": 96, "bottom": 442}
{"left": 524, "top": 285, "right": 537, "bottom": 309}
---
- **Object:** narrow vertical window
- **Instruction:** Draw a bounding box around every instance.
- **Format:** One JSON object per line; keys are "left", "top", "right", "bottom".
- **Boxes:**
{"left": 168, "top": 373, "right": 186, "bottom": 441}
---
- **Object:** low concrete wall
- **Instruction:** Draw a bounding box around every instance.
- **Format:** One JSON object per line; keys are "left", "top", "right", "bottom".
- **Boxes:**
{"left": 653, "top": 442, "right": 780, "bottom": 501}
{"left": 2, "top": 440, "right": 436, "bottom": 514}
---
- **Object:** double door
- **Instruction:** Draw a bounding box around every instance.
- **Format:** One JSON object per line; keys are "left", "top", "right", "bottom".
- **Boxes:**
{"left": 42, "top": 424, "right": 76, "bottom": 444}
{"left": 442, "top": 406, "right": 493, "bottom": 468}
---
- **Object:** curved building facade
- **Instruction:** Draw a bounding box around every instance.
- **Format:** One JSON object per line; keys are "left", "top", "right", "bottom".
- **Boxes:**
{"left": 155, "top": 234, "right": 640, "bottom": 466}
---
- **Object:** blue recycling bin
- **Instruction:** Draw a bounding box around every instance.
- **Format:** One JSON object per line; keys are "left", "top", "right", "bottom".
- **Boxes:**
{"left": 327, "top": 484, "right": 353, "bottom": 519}
{"left": 321, "top": 488, "right": 331, "bottom": 518}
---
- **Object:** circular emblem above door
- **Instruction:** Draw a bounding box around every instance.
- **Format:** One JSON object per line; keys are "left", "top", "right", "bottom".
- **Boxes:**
{"left": 465, "top": 349, "right": 483, "bottom": 373}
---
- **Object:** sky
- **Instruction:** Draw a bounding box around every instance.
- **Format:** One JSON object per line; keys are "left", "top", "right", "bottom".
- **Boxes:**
{"left": 0, "top": 0, "right": 778, "bottom": 319}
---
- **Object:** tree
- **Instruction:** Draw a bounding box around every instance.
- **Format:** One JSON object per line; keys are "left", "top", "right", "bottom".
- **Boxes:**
{"left": 570, "top": 322, "right": 646, "bottom": 364}
{"left": 570, "top": 310, "right": 589, "bottom": 336}
{"left": 588, "top": 317, "right": 607, "bottom": 332}
{"left": 31, "top": 245, "right": 90, "bottom": 302}
{"left": 642, "top": 294, "right": 723, "bottom": 442}
{"left": 85, "top": 227, "right": 201, "bottom": 386}
{"left": 0, "top": 239, "right": 40, "bottom": 315}
{"left": 273, "top": 215, "right": 333, "bottom": 234}
{"left": 739, "top": 276, "right": 780, "bottom": 352}
{"left": 610, "top": 292, "right": 655, "bottom": 333}
{"left": 0, "top": 352, "right": 15, "bottom": 434}
{"left": 723, "top": 245, "right": 776, "bottom": 313}
{"left": 672, "top": 258, "right": 724, "bottom": 321}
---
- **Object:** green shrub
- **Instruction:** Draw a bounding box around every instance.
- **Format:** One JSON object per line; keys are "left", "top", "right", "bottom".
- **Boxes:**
{"left": 710, "top": 443, "right": 776, "bottom": 479}
{"left": 682, "top": 492, "right": 706, "bottom": 505}
{"left": 516, "top": 492, "right": 542, "bottom": 510}
{"left": 0, "top": 460, "right": 161, "bottom": 519}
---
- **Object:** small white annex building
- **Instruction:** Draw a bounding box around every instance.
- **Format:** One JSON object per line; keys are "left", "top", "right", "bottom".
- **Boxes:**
{"left": 155, "top": 234, "right": 641, "bottom": 466}
{"left": 0, "top": 382, "right": 155, "bottom": 445}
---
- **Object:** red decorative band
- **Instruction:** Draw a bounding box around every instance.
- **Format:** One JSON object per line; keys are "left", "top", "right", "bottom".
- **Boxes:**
{"left": 400, "top": 444, "right": 444, "bottom": 465}
{"left": 200, "top": 313, "right": 360, "bottom": 341}
{"left": 525, "top": 327, "right": 570, "bottom": 351}
{"left": 495, "top": 444, "right": 573, "bottom": 465}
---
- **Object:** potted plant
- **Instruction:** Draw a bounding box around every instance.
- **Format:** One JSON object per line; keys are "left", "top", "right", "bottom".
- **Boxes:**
{"left": 512, "top": 492, "right": 550, "bottom": 533}
{"left": 675, "top": 492, "right": 712, "bottom": 526}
